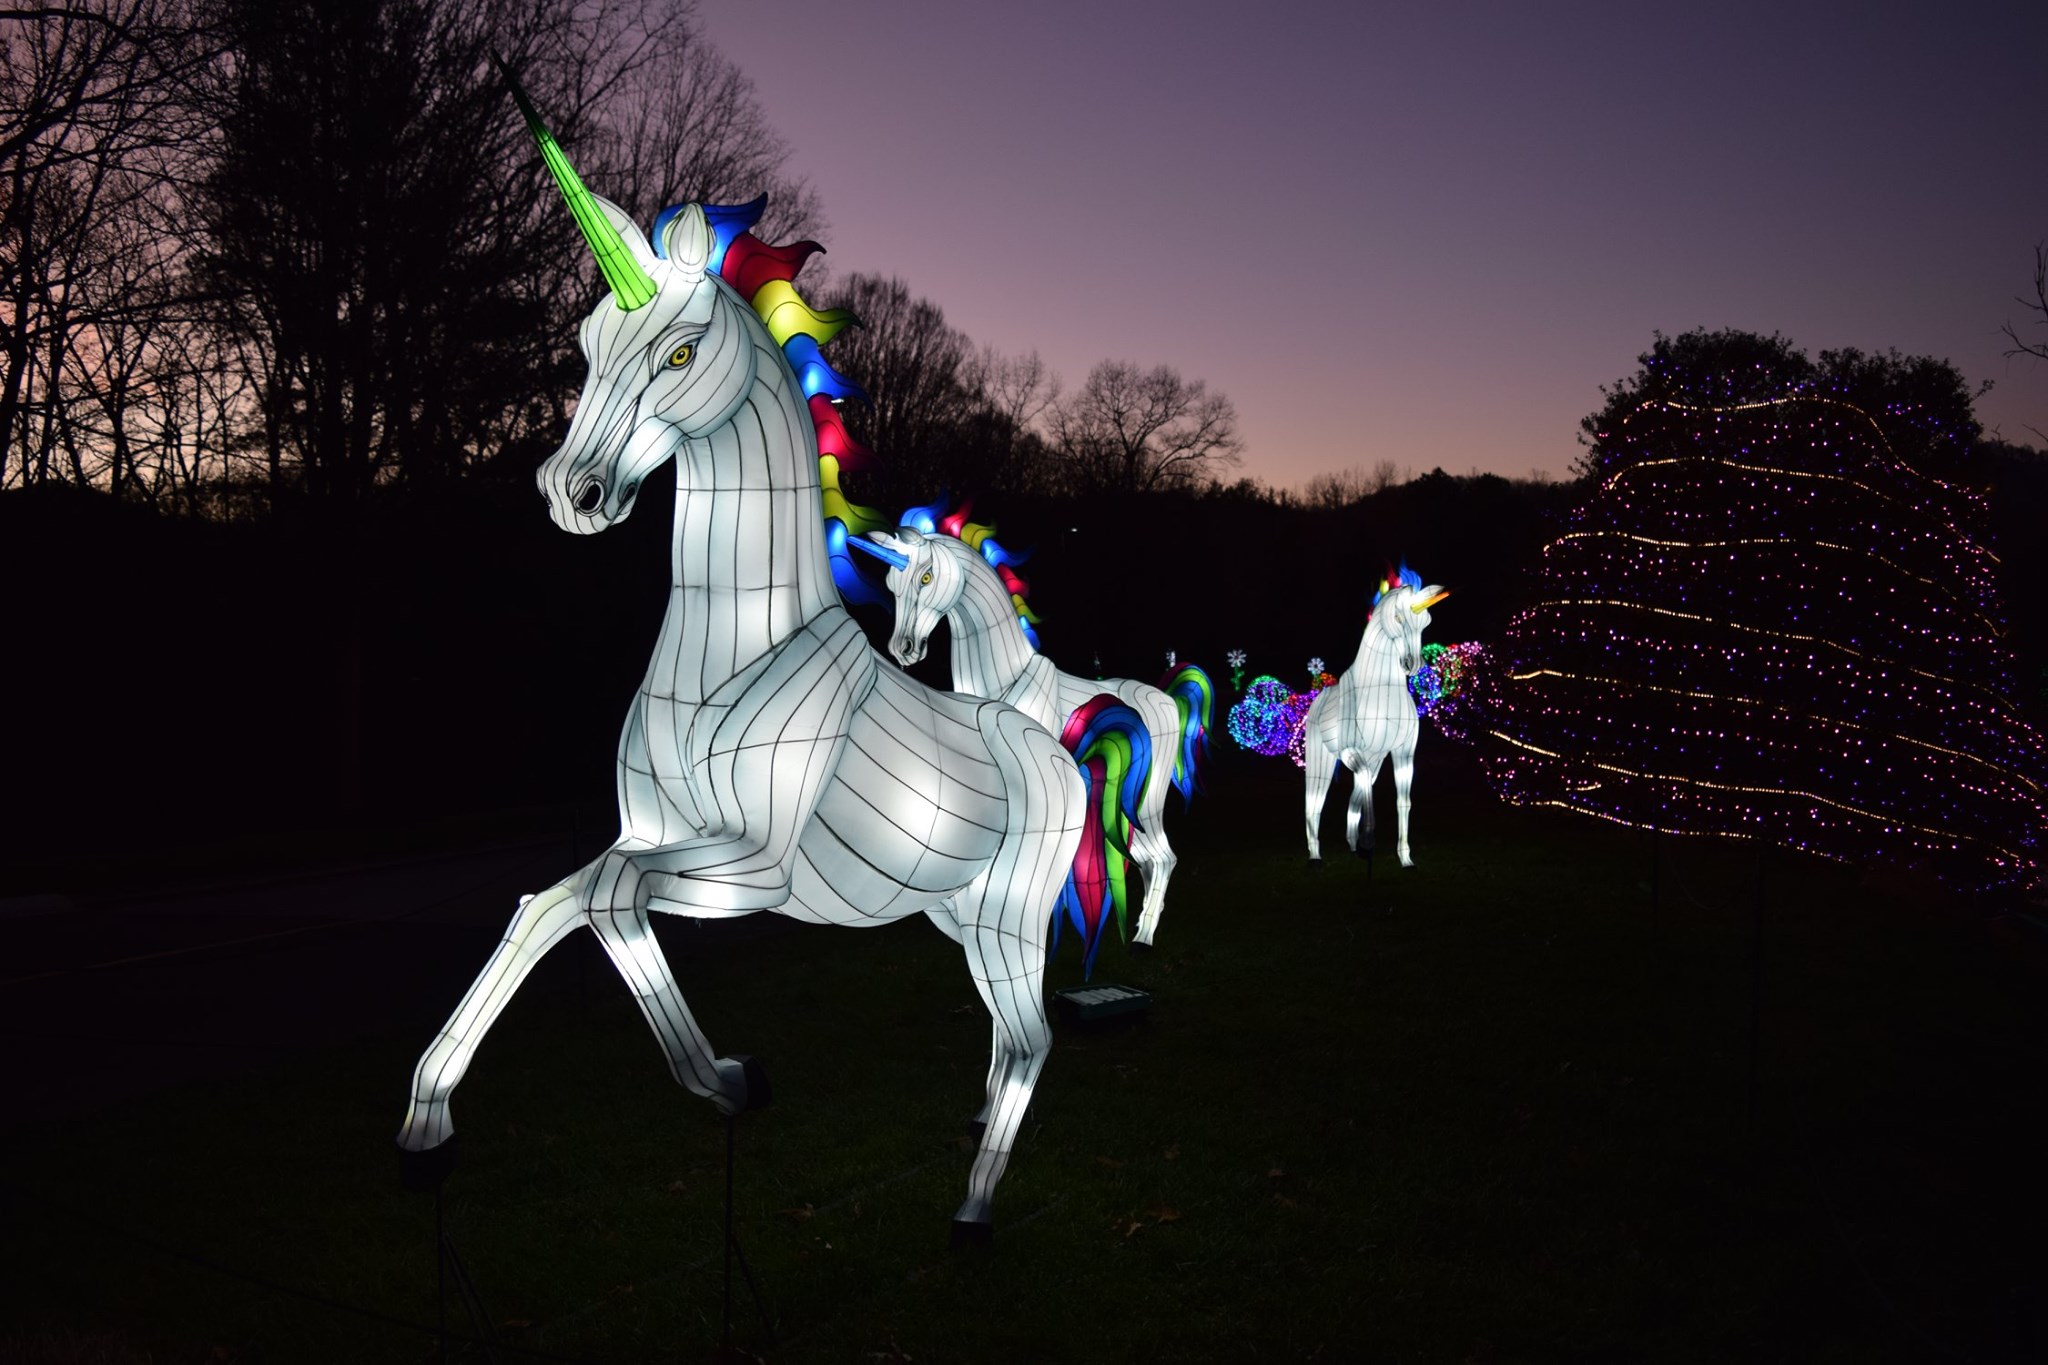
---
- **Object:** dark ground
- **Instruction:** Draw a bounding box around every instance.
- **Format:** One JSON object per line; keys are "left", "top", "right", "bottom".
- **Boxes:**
{"left": 1, "top": 738, "right": 2043, "bottom": 1363}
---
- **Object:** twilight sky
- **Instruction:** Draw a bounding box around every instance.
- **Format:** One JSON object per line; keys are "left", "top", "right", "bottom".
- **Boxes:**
{"left": 697, "top": 0, "right": 2048, "bottom": 489}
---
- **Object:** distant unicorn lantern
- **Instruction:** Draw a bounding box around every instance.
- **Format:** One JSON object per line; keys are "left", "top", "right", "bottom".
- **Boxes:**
{"left": 400, "top": 69, "right": 1141, "bottom": 1238}
{"left": 1303, "top": 564, "right": 1448, "bottom": 866}
{"left": 855, "top": 507, "right": 1213, "bottom": 948}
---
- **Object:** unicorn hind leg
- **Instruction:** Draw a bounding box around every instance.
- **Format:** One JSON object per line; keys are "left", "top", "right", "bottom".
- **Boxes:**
{"left": 950, "top": 705, "right": 1085, "bottom": 1236}
{"left": 1128, "top": 686, "right": 1182, "bottom": 946}
{"left": 1129, "top": 824, "right": 1176, "bottom": 947}
{"left": 923, "top": 900, "right": 1002, "bottom": 1136}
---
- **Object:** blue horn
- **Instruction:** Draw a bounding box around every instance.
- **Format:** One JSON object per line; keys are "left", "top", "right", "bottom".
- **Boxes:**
{"left": 848, "top": 534, "right": 910, "bottom": 570}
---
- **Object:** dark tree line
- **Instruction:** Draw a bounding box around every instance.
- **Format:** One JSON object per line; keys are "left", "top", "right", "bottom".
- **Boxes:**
{"left": 2, "top": 0, "right": 822, "bottom": 514}
{"left": 816, "top": 271, "right": 1244, "bottom": 513}
{"left": 3, "top": 0, "right": 1251, "bottom": 517}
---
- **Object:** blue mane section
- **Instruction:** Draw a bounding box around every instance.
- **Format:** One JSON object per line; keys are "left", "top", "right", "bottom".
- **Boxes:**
{"left": 1076, "top": 707, "right": 1151, "bottom": 838}
{"left": 900, "top": 497, "right": 947, "bottom": 535}
{"left": 981, "top": 538, "right": 1032, "bottom": 569}
{"left": 1374, "top": 559, "right": 1429, "bottom": 606}
{"left": 1162, "top": 665, "right": 1214, "bottom": 802}
{"left": 783, "top": 335, "right": 867, "bottom": 403}
{"left": 826, "top": 520, "right": 887, "bottom": 606}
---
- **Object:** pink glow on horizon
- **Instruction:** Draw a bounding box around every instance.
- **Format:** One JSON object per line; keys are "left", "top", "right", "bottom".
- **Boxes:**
{"left": 698, "top": 0, "right": 2048, "bottom": 489}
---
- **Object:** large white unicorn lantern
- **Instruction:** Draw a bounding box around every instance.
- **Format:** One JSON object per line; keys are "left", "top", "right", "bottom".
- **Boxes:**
{"left": 399, "top": 70, "right": 1108, "bottom": 1238}
{"left": 1303, "top": 564, "right": 1449, "bottom": 866}
{"left": 855, "top": 509, "right": 1212, "bottom": 948}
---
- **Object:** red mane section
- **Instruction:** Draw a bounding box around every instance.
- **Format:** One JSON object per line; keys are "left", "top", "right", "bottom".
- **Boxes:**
{"left": 720, "top": 233, "right": 824, "bottom": 301}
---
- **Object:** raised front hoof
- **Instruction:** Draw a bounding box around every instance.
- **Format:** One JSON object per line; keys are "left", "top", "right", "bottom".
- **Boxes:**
{"left": 950, "top": 1217, "right": 994, "bottom": 1250}
{"left": 1128, "top": 940, "right": 1155, "bottom": 955}
{"left": 399, "top": 1136, "right": 459, "bottom": 1193}
{"left": 966, "top": 1116, "right": 987, "bottom": 1141}
{"left": 730, "top": 1054, "right": 772, "bottom": 1112}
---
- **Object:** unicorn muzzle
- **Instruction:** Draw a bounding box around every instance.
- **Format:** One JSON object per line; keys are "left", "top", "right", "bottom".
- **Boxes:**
{"left": 888, "top": 612, "right": 928, "bottom": 666}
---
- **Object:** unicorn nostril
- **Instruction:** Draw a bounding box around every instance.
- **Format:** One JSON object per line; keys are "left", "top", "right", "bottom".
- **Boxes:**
{"left": 574, "top": 481, "right": 604, "bottom": 514}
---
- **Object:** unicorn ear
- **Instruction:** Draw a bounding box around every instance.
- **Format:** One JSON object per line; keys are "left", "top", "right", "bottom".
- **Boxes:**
{"left": 590, "top": 194, "right": 661, "bottom": 275}
{"left": 658, "top": 203, "right": 715, "bottom": 278}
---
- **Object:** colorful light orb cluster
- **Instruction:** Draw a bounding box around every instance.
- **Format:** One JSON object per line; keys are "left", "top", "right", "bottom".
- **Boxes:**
{"left": 1227, "top": 675, "right": 1317, "bottom": 759}
{"left": 1410, "top": 641, "right": 1488, "bottom": 739}
{"left": 1483, "top": 393, "right": 2046, "bottom": 894}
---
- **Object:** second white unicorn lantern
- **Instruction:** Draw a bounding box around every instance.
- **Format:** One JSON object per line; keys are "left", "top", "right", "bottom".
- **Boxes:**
{"left": 1303, "top": 564, "right": 1448, "bottom": 867}
{"left": 400, "top": 67, "right": 1136, "bottom": 1240}
{"left": 857, "top": 510, "right": 1212, "bottom": 948}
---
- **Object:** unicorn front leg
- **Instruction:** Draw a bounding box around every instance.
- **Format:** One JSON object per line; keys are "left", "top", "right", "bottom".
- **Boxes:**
{"left": 1302, "top": 695, "right": 1337, "bottom": 863}
{"left": 1342, "top": 750, "right": 1381, "bottom": 858}
{"left": 399, "top": 881, "right": 588, "bottom": 1162}
{"left": 1392, "top": 743, "right": 1416, "bottom": 866}
{"left": 586, "top": 901, "right": 761, "bottom": 1112}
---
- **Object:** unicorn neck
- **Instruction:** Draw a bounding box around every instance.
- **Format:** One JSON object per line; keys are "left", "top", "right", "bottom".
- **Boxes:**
{"left": 1357, "top": 611, "right": 1401, "bottom": 677}
{"left": 660, "top": 336, "right": 839, "bottom": 695}
{"left": 946, "top": 548, "right": 1037, "bottom": 697}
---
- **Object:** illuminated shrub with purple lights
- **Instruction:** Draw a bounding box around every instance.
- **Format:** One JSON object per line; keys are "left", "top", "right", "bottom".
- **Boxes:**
{"left": 1484, "top": 331, "right": 2046, "bottom": 895}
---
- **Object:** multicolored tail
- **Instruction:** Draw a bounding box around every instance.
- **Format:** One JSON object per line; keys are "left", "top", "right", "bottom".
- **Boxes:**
{"left": 1053, "top": 695, "right": 1154, "bottom": 978}
{"left": 1159, "top": 665, "right": 1214, "bottom": 804}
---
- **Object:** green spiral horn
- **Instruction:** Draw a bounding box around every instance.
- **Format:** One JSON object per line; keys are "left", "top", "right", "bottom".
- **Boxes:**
{"left": 493, "top": 55, "right": 657, "bottom": 311}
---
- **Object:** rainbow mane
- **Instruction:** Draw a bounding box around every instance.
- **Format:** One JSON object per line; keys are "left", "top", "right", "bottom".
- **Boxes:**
{"left": 1054, "top": 695, "right": 1153, "bottom": 977}
{"left": 673, "top": 195, "right": 891, "bottom": 605}
{"left": 1158, "top": 664, "right": 1214, "bottom": 802}
{"left": 910, "top": 498, "right": 1042, "bottom": 650}
{"left": 1372, "top": 559, "right": 1425, "bottom": 607}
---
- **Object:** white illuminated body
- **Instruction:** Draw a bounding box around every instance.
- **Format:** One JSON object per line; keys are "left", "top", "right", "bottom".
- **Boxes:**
{"left": 398, "top": 200, "right": 1085, "bottom": 1231}
{"left": 1303, "top": 579, "right": 1447, "bottom": 866}
{"left": 871, "top": 527, "right": 1189, "bottom": 945}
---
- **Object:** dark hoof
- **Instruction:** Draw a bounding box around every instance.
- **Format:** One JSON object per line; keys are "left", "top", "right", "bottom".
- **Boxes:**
{"left": 1129, "top": 940, "right": 1154, "bottom": 955}
{"left": 950, "top": 1218, "right": 994, "bottom": 1249}
{"left": 399, "top": 1136, "right": 459, "bottom": 1193}
{"left": 1306, "top": 858, "right": 1324, "bottom": 871}
{"left": 734, "top": 1055, "right": 772, "bottom": 1112}
{"left": 966, "top": 1116, "right": 987, "bottom": 1141}
{"left": 1355, "top": 840, "right": 1376, "bottom": 859}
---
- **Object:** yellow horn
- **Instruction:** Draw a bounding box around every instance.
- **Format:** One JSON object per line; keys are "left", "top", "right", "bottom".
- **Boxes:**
{"left": 1411, "top": 588, "right": 1450, "bottom": 613}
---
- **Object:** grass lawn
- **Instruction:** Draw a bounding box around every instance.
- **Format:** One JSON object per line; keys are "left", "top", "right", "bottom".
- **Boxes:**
{"left": 2, "top": 740, "right": 2042, "bottom": 1363}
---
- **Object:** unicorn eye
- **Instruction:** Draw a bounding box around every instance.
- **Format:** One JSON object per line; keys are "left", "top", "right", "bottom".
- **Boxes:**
{"left": 666, "top": 343, "right": 694, "bottom": 369}
{"left": 920, "top": 569, "right": 933, "bottom": 586}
